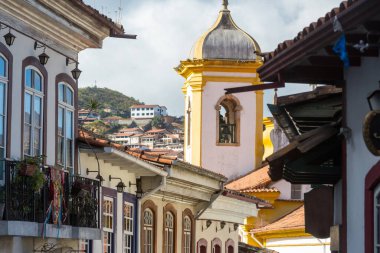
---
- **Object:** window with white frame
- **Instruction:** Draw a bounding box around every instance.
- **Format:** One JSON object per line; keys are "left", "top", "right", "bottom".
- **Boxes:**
{"left": 123, "top": 202, "right": 134, "bottom": 253}
{"left": 24, "top": 67, "right": 43, "bottom": 157}
{"left": 375, "top": 185, "right": 380, "bottom": 252}
{"left": 183, "top": 216, "right": 191, "bottom": 253}
{"left": 57, "top": 82, "right": 74, "bottom": 172}
{"left": 143, "top": 209, "right": 154, "bottom": 253}
{"left": 164, "top": 212, "right": 174, "bottom": 253}
{"left": 103, "top": 197, "right": 114, "bottom": 253}
{"left": 0, "top": 55, "right": 7, "bottom": 181}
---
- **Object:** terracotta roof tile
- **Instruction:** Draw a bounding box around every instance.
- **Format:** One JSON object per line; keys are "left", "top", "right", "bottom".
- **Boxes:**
{"left": 69, "top": 0, "right": 124, "bottom": 35}
{"left": 252, "top": 205, "right": 305, "bottom": 233}
{"left": 130, "top": 104, "right": 159, "bottom": 109}
{"left": 240, "top": 187, "right": 280, "bottom": 193}
{"left": 225, "top": 165, "right": 272, "bottom": 191}
{"left": 263, "top": 0, "right": 359, "bottom": 62}
{"left": 78, "top": 128, "right": 175, "bottom": 166}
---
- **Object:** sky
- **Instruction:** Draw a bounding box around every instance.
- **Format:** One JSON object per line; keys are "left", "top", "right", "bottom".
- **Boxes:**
{"left": 80, "top": 0, "right": 342, "bottom": 116}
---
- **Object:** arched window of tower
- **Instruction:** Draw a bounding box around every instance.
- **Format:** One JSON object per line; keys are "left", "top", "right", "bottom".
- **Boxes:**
{"left": 215, "top": 95, "right": 242, "bottom": 145}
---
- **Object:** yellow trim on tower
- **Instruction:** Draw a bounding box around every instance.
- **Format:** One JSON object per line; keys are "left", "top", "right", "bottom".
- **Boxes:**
{"left": 254, "top": 91, "right": 264, "bottom": 169}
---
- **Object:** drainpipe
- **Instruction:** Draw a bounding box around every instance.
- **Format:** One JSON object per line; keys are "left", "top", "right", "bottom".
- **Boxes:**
{"left": 195, "top": 181, "right": 225, "bottom": 219}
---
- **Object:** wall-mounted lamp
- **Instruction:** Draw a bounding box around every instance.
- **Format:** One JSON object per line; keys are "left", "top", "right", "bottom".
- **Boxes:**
{"left": 109, "top": 175, "right": 126, "bottom": 193}
{"left": 66, "top": 58, "right": 82, "bottom": 80}
{"left": 86, "top": 168, "right": 104, "bottom": 183}
{"left": 129, "top": 178, "right": 143, "bottom": 199}
{"left": 202, "top": 220, "right": 212, "bottom": 231}
{"left": 1, "top": 25, "right": 16, "bottom": 47}
{"left": 367, "top": 81, "right": 380, "bottom": 111}
{"left": 216, "top": 221, "right": 226, "bottom": 232}
{"left": 4, "top": 29, "right": 16, "bottom": 47}
{"left": 34, "top": 41, "right": 49, "bottom": 65}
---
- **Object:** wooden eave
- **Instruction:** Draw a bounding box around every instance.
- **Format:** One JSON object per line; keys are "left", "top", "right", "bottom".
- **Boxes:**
{"left": 257, "top": 0, "right": 380, "bottom": 85}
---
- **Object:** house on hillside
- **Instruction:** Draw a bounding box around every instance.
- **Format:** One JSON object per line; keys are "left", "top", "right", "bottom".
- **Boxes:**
{"left": 255, "top": 1, "right": 380, "bottom": 252}
{"left": 78, "top": 109, "right": 101, "bottom": 124}
{"left": 130, "top": 105, "right": 168, "bottom": 119}
{"left": 0, "top": 0, "right": 128, "bottom": 252}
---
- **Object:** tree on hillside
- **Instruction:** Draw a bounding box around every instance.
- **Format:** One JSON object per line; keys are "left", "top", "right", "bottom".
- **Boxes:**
{"left": 151, "top": 116, "right": 165, "bottom": 129}
{"left": 128, "top": 121, "right": 138, "bottom": 128}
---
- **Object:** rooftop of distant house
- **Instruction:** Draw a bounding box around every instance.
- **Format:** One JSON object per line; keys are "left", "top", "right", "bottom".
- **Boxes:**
{"left": 252, "top": 205, "right": 305, "bottom": 234}
{"left": 130, "top": 105, "right": 165, "bottom": 109}
{"left": 226, "top": 164, "right": 272, "bottom": 191}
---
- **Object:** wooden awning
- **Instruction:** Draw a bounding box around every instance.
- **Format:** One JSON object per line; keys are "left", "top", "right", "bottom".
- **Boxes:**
{"left": 266, "top": 125, "right": 341, "bottom": 183}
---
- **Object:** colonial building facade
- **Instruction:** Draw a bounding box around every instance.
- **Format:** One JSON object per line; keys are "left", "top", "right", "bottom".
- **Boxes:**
{"left": 0, "top": 0, "right": 126, "bottom": 252}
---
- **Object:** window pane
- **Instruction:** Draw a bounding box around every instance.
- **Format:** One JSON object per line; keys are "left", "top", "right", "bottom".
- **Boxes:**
{"left": 57, "top": 136, "right": 64, "bottom": 165}
{"left": 34, "top": 72, "right": 42, "bottom": 91}
{"left": 24, "top": 125, "right": 31, "bottom": 156}
{"left": 66, "top": 111, "right": 73, "bottom": 139}
{"left": 58, "top": 107, "right": 64, "bottom": 136}
{"left": 34, "top": 96, "right": 42, "bottom": 127}
{"left": 66, "top": 139, "right": 73, "bottom": 168}
{"left": 24, "top": 93, "right": 32, "bottom": 124}
{"left": 66, "top": 87, "right": 73, "bottom": 106}
{"left": 0, "top": 115, "right": 4, "bottom": 147}
{"left": 0, "top": 83, "right": 5, "bottom": 115}
{"left": 25, "top": 69, "right": 32, "bottom": 88}
{"left": 0, "top": 57, "right": 5, "bottom": 77}
{"left": 34, "top": 127, "right": 41, "bottom": 155}
{"left": 58, "top": 83, "right": 64, "bottom": 102}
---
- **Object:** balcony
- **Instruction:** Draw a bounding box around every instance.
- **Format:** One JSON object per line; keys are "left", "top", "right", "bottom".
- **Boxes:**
{"left": 0, "top": 160, "right": 101, "bottom": 239}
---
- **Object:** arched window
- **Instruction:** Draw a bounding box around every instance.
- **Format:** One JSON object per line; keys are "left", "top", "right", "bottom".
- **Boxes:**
{"left": 143, "top": 208, "right": 154, "bottom": 253}
{"left": 57, "top": 82, "right": 74, "bottom": 172}
{"left": 24, "top": 67, "right": 44, "bottom": 156}
{"left": 183, "top": 216, "right": 191, "bottom": 253}
{"left": 197, "top": 239, "right": 207, "bottom": 253}
{"left": 225, "top": 239, "right": 234, "bottom": 253}
{"left": 0, "top": 54, "right": 7, "bottom": 181}
{"left": 164, "top": 212, "right": 174, "bottom": 253}
{"left": 215, "top": 95, "right": 241, "bottom": 145}
{"left": 212, "top": 238, "right": 222, "bottom": 253}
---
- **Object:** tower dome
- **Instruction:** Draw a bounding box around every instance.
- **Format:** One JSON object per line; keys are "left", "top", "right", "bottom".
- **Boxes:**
{"left": 191, "top": 1, "right": 261, "bottom": 61}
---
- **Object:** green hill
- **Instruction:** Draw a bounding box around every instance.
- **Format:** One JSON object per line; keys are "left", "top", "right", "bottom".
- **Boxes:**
{"left": 78, "top": 86, "right": 143, "bottom": 117}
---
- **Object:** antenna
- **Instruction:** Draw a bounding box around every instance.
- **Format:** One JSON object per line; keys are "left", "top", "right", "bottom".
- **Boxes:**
{"left": 116, "top": 0, "right": 123, "bottom": 24}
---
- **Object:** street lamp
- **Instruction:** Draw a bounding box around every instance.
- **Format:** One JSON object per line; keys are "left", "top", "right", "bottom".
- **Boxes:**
{"left": 109, "top": 175, "right": 126, "bottom": 193}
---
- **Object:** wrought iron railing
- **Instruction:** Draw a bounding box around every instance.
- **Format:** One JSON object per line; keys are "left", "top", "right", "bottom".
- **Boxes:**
{"left": 219, "top": 123, "right": 236, "bottom": 143}
{"left": 0, "top": 160, "right": 99, "bottom": 228}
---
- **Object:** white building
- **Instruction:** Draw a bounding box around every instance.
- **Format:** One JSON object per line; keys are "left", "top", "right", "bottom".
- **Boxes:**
{"left": 130, "top": 105, "right": 168, "bottom": 119}
{"left": 0, "top": 0, "right": 127, "bottom": 252}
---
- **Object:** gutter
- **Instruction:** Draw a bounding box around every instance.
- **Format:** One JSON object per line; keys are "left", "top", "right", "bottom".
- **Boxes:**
{"left": 195, "top": 181, "right": 225, "bottom": 220}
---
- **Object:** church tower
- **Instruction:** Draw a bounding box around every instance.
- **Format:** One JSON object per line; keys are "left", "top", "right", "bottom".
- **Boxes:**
{"left": 175, "top": 1, "right": 264, "bottom": 179}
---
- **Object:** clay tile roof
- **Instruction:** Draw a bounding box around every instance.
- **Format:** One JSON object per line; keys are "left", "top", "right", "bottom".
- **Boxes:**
{"left": 252, "top": 205, "right": 305, "bottom": 233}
{"left": 78, "top": 128, "right": 176, "bottom": 166}
{"left": 225, "top": 165, "right": 272, "bottom": 191}
{"left": 263, "top": 0, "right": 360, "bottom": 62}
{"left": 130, "top": 104, "right": 159, "bottom": 109}
{"left": 69, "top": 0, "right": 124, "bottom": 35}
{"left": 222, "top": 189, "right": 272, "bottom": 207}
{"left": 240, "top": 187, "right": 280, "bottom": 193}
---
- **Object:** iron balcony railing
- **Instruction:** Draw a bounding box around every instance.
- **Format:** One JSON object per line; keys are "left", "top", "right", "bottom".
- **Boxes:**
{"left": 0, "top": 160, "right": 100, "bottom": 229}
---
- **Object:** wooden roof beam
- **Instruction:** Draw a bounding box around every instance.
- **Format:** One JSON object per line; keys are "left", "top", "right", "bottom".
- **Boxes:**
{"left": 282, "top": 65, "right": 344, "bottom": 85}
{"left": 308, "top": 55, "right": 361, "bottom": 67}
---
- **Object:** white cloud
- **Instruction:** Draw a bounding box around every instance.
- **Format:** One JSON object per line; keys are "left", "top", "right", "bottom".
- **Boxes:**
{"left": 80, "top": 0, "right": 342, "bottom": 116}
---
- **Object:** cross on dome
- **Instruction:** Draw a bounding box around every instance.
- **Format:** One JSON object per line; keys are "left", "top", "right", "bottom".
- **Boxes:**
{"left": 222, "top": 0, "right": 228, "bottom": 10}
